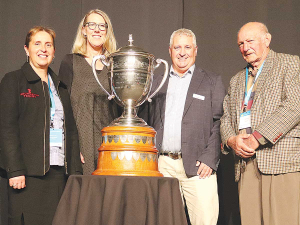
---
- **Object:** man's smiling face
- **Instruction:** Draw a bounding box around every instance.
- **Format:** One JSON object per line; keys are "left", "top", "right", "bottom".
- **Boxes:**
{"left": 169, "top": 34, "right": 197, "bottom": 77}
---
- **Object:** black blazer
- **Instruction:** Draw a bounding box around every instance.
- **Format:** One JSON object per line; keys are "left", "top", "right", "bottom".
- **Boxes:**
{"left": 140, "top": 67, "right": 226, "bottom": 175}
{"left": 0, "top": 62, "right": 82, "bottom": 178}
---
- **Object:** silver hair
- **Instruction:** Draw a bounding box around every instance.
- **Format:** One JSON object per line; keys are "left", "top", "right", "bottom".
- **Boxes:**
{"left": 169, "top": 28, "right": 197, "bottom": 47}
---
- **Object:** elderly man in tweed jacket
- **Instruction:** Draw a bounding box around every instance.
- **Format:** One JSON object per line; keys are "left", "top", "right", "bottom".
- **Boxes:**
{"left": 220, "top": 22, "right": 300, "bottom": 225}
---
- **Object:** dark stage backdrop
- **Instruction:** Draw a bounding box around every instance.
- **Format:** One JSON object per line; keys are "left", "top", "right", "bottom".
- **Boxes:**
{"left": 0, "top": 1, "right": 299, "bottom": 225}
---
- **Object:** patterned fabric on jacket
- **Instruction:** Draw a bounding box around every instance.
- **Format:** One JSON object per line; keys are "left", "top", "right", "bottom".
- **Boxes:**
{"left": 58, "top": 54, "right": 119, "bottom": 175}
{"left": 220, "top": 50, "right": 300, "bottom": 181}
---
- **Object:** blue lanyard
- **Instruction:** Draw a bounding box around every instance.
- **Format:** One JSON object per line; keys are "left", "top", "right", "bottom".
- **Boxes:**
{"left": 48, "top": 75, "right": 55, "bottom": 120}
{"left": 244, "top": 62, "right": 265, "bottom": 106}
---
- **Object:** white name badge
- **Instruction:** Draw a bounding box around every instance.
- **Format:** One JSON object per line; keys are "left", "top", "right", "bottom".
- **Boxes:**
{"left": 50, "top": 128, "right": 63, "bottom": 147}
{"left": 193, "top": 93, "right": 205, "bottom": 100}
{"left": 239, "top": 111, "right": 251, "bottom": 130}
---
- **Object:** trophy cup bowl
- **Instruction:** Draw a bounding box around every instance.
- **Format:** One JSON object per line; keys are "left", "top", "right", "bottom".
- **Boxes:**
{"left": 92, "top": 35, "right": 168, "bottom": 176}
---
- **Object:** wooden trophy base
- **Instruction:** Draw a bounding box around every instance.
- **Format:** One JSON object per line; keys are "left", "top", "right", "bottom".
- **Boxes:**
{"left": 92, "top": 126, "right": 163, "bottom": 177}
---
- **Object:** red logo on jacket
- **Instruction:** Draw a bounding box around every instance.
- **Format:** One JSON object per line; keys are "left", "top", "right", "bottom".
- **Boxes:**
{"left": 20, "top": 89, "right": 39, "bottom": 98}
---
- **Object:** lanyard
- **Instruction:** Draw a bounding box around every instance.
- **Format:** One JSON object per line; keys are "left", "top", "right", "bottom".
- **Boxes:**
{"left": 244, "top": 62, "right": 265, "bottom": 106}
{"left": 48, "top": 75, "right": 55, "bottom": 120}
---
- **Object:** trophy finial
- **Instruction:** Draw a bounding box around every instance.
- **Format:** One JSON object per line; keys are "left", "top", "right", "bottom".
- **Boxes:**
{"left": 128, "top": 34, "right": 134, "bottom": 46}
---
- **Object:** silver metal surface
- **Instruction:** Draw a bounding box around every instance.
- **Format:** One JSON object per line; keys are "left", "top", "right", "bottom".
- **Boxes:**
{"left": 135, "top": 136, "right": 141, "bottom": 144}
{"left": 142, "top": 136, "right": 147, "bottom": 144}
{"left": 120, "top": 135, "right": 127, "bottom": 143}
{"left": 127, "top": 135, "right": 134, "bottom": 144}
{"left": 146, "top": 154, "right": 152, "bottom": 162}
{"left": 108, "top": 135, "right": 113, "bottom": 143}
{"left": 109, "top": 151, "right": 158, "bottom": 162}
{"left": 92, "top": 34, "right": 169, "bottom": 127}
{"left": 133, "top": 152, "right": 139, "bottom": 161}
{"left": 125, "top": 152, "right": 133, "bottom": 161}
{"left": 111, "top": 152, "right": 117, "bottom": 160}
{"left": 114, "top": 135, "right": 120, "bottom": 144}
{"left": 102, "top": 134, "right": 153, "bottom": 145}
{"left": 103, "top": 135, "right": 108, "bottom": 143}
{"left": 118, "top": 152, "right": 125, "bottom": 160}
{"left": 140, "top": 153, "right": 146, "bottom": 162}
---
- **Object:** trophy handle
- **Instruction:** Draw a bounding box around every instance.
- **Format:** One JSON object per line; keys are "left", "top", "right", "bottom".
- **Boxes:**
{"left": 147, "top": 59, "right": 169, "bottom": 102}
{"left": 92, "top": 55, "right": 115, "bottom": 100}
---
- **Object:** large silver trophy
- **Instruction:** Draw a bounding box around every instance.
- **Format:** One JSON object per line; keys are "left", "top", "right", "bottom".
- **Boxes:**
{"left": 92, "top": 34, "right": 168, "bottom": 127}
{"left": 92, "top": 34, "right": 168, "bottom": 177}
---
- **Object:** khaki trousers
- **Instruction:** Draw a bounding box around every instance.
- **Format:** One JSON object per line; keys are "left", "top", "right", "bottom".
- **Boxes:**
{"left": 238, "top": 159, "right": 300, "bottom": 225}
{"left": 158, "top": 156, "right": 219, "bottom": 225}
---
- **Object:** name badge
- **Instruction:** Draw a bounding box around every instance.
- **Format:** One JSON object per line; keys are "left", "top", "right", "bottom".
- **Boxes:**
{"left": 50, "top": 128, "right": 63, "bottom": 147}
{"left": 239, "top": 111, "right": 251, "bottom": 130}
{"left": 193, "top": 94, "right": 205, "bottom": 100}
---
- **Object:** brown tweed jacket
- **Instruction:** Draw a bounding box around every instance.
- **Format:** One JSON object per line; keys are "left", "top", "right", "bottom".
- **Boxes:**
{"left": 220, "top": 50, "right": 300, "bottom": 181}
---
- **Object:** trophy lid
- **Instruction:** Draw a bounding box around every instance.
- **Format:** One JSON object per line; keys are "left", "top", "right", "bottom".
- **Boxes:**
{"left": 110, "top": 34, "right": 154, "bottom": 58}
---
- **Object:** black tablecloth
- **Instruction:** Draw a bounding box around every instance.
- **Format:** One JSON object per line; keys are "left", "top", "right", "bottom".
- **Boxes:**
{"left": 52, "top": 175, "right": 188, "bottom": 225}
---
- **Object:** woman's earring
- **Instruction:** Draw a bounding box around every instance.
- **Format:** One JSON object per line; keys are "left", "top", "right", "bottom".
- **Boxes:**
{"left": 26, "top": 55, "right": 29, "bottom": 63}
{"left": 52, "top": 56, "right": 55, "bottom": 64}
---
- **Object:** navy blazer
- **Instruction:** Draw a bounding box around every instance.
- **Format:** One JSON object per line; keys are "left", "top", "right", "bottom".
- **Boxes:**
{"left": 140, "top": 67, "right": 226, "bottom": 175}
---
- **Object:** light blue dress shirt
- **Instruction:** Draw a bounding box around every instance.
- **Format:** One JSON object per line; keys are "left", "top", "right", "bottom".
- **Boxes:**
{"left": 161, "top": 65, "right": 195, "bottom": 153}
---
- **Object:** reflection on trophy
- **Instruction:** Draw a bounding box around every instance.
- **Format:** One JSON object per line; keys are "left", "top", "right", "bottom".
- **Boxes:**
{"left": 92, "top": 35, "right": 168, "bottom": 176}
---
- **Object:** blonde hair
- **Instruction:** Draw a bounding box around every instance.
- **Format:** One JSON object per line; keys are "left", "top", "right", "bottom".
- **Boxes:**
{"left": 25, "top": 26, "right": 56, "bottom": 49}
{"left": 72, "top": 9, "right": 117, "bottom": 57}
{"left": 169, "top": 28, "right": 197, "bottom": 48}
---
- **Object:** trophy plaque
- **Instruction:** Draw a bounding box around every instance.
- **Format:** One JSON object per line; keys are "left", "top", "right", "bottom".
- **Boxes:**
{"left": 92, "top": 35, "right": 168, "bottom": 176}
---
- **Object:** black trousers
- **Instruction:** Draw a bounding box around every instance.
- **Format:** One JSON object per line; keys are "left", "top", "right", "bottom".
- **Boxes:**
{"left": 8, "top": 166, "right": 67, "bottom": 225}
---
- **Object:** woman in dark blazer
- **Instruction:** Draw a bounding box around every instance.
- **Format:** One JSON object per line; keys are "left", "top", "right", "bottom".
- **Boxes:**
{"left": 0, "top": 26, "right": 82, "bottom": 225}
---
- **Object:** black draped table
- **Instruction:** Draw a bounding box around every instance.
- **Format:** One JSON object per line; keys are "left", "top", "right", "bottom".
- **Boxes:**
{"left": 52, "top": 175, "right": 188, "bottom": 225}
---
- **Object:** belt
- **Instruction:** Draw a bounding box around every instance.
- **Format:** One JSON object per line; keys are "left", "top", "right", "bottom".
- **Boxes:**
{"left": 159, "top": 151, "right": 182, "bottom": 160}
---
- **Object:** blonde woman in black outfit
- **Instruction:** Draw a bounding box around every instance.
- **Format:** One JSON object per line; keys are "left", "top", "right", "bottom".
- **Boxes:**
{"left": 58, "top": 9, "right": 119, "bottom": 175}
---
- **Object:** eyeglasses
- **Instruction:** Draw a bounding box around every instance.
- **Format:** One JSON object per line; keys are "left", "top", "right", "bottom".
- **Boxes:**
{"left": 84, "top": 22, "right": 108, "bottom": 31}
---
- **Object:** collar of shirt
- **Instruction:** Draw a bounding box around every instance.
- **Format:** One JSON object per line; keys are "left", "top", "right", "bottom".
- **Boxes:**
{"left": 170, "top": 64, "right": 195, "bottom": 78}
